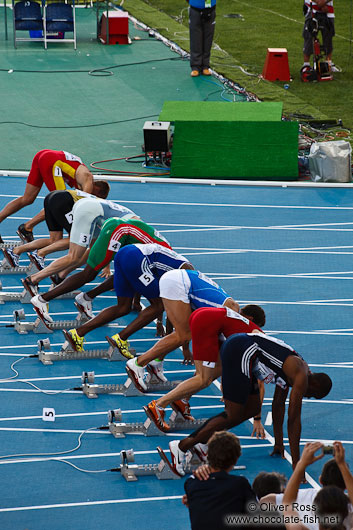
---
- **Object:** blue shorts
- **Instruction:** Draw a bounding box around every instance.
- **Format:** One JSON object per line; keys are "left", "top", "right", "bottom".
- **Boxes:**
{"left": 113, "top": 244, "right": 187, "bottom": 300}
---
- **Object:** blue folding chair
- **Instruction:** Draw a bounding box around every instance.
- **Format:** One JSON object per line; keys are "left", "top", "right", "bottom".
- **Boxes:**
{"left": 12, "top": 0, "right": 44, "bottom": 48}
{"left": 43, "top": 0, "right": 76, "bottom": 49}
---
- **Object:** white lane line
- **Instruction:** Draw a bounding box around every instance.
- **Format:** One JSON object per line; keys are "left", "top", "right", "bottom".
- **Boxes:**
{"left": 175, "top": 245, "right": 353, "bottom": 251}
{"left": 0, "top": 495, "right": 184, "bottom": 513}
{"left": 182, "top": 249, "right": 353, "bottom": 256}
{"left": 163, "top": 227, "right": 353, "bottom": 234}
{"left": 2, "top": 193, "right": 353, "bottom": 210}
{"left": 264, "top": 412, "right": 273, "bottom": 426}
{"left": 211, "top": 274, "right": 353, "bottom": 280}
{"left": 0, "top": 404, "right": 224, "bottom": 423}
{"left": 0, "top": 368, "right": 195, "bottom": 384}
{"left": 101, "top": 199, "right": 353, "bottom": 211}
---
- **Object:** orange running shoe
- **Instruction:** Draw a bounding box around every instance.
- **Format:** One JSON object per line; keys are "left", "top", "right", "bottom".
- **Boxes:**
{"left": 143, "top": 400, "right": 170, "bottom": 432}
{"left": 170, "top": 399, "right": 195, "bottom": 421}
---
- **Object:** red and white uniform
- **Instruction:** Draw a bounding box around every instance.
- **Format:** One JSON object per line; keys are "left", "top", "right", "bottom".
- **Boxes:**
{"left": 304, "top": 0, "right": 334, "bottom": 18}
{"left": 27, "top": 149, "right": 85, "bottom": 191}
{"left": 190, "top": 306, "right": 262, "bottom": 364}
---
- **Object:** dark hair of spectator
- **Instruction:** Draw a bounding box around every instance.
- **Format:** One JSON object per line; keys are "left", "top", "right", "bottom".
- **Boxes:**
{"left": 314, "top": 485, "right": 348, "bottom": 530}
{"left": 207, "top": 431, "right": 241, "bottom": 470}
{"left": 252, "top": 471, "right": 287, "bottom": 499}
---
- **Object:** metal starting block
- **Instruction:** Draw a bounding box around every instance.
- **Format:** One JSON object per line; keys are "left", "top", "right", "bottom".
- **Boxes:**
{"left": 0, "top": 280, "right": 81, "bottom": 305}
{"left": 107, "top": 407, "right": 209, "bottom": 438}
{"left": 81, "top": 371, "right": 182, "bottom": 399}
{"left": 13, "top": 309, "right": 88, "bottom": 334}
{"left": 37, "top": 338, "right": 130, "bottom": 365}
{"left": 0, "top": 240, "right": 21, "bottom": 250}
{"left": 112, "top": 448, "right": 191, "bottom": 482}
{"left": 0, "top": 257, "right": 38, "bottom": 275}
{"left": 115, "top": 447, "right": 246, "bottom": 482}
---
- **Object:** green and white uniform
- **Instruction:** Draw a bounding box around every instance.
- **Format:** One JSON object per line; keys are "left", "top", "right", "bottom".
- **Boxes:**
{"left": 87, "top": 218, "right": 172, "bottom": 272}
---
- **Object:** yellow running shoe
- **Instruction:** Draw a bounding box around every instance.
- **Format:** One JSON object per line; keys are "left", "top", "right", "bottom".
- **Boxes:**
{"left": 63, "top": 329, "right": 85, "bottom": 352}
{"left": 106, "top": 333, "right": 134, "bottom": 359}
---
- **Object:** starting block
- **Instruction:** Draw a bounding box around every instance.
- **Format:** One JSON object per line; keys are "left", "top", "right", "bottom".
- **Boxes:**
{"left": 0, "top": 240, "right": 21, "bottom": 250}
{"left": 114, "top": 447, "right": 246, "bottom": 482}
{"left": 37, "top": 337, "right": 130, "bottom": 365}
{"left": 80, "top": 370, "right": 182, "bottom": 399}
{"left": 0, "top": 257, "right": 37, "bottom": 275}
{"left": 113, "top": 448, "right": 193, "bottom": 481}
{"left": 13, "top": 309, "right": 88, "bottom": 334}
{"left": 106, "top": 408, "right": 209, "bottom": 438}
{"left": 0, "top": 280, "right": 80, "bottom": 305}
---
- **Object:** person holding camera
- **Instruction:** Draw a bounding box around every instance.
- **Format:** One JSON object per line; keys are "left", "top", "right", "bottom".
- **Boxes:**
{"left": 187, "top": 0, "right": 216, "bottom": 77}
{"left": 281, "top": 441, "right": 353, "bottom": 530}
{"left": 261, "top": 442, "right": 353, "bottom": 529}
{"left": 302, "top": 0, "right": 337, "bottom": 71}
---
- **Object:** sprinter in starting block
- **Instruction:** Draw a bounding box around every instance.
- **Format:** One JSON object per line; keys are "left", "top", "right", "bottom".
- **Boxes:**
{"left": 143, "top": 305, "right": 266, "bottom": 433}
{"left": 61, "top": 243, "right": 194, "bottom": 360}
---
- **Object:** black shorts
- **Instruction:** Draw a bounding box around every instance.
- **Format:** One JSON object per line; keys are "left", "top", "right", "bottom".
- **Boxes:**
{"left": 220, "top": 334, "right": 259, "bottom": 405}
{"left": 44, "top": 190, "right": 75, "bottom": 233}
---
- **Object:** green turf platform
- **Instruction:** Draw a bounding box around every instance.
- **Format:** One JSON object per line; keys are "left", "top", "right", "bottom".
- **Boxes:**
{"left": 159, "top": 101, "right": 283, "bottom": 122}
{"left": 160, "top": 101, "right": 298, "bottom": 180}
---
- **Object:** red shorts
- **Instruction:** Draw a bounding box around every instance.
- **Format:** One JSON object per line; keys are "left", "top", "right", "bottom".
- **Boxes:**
{"left": 27, "top": 150, "right": 83, "bottom": 191}
{"left": 190, "top": 307, "right": 260, "bottom": 363}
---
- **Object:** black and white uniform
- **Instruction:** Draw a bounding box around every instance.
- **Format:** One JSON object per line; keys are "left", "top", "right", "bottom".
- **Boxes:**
{"left": 221, "top": 332, "right": 300, "bottom": 404}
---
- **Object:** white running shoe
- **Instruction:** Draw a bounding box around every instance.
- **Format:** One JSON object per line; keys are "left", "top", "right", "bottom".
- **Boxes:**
{"left": 126, "top": 357, "right": 147, "bottom": 392}
{"left": 193, "top": 442, "right": 208, "bottom": 463}
{"left": 169, "top": 440, "right": 188, "bottom": 476}
{"left": 31, "top": 294, "right": 53, "bottom": 323}
{"left": 147, "top": 359, "right": 167, "bottom": 382}
{"left": 75, "top": 292, "right": 94, "bottom": 318}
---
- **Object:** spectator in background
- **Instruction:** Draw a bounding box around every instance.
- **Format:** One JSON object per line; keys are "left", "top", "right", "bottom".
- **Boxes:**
{"left": 182, "top": 431, "right": 255, "bottom": 530}
{"left": 252, "top": 471, "right": 287, "bottom": 500}
{"left": 188, "top": 0, "right": 216, "bottom": 77}
{"left": 302, "top": 0, "right": 337, "bottom": 71}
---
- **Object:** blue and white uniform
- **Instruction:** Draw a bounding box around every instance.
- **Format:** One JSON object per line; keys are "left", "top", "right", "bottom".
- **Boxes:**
{"left": 113, "top": 243, "right": 190, "bottom": 300}
{"left": 221, "top": 333, "right": 300, "bottom": 404}
{"left": 159, "top": 269, "right": 231, "bottom": 310}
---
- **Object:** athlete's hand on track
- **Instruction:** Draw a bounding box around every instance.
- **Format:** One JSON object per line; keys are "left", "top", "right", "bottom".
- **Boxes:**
{"left": 181, "top": 346, "right": 194, "bottom": 365}
{"left": 155, "top": 320, "right": 166, "bottom": 337}
{"left": 98, "top": 264, "right": 111, "bottom": 278}
{"left": 251, "top": 420, "right": 266, "bottom": 439}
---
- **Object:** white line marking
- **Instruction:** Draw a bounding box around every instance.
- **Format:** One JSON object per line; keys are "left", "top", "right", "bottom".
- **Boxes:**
{"left": 0, "top": 495, "right": 184, "bottom": 513}
{"left": 264, "top": 412, "right": 272, "bottom": 426}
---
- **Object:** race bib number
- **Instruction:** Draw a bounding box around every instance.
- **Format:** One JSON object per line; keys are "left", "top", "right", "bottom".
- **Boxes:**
{"left": 65, "top": 210, "right": 74, "bottom": 224}
{"left": 54, "top": 166, "right": 63, "bottom": 177}
{"left": 108, "top": 239, "right": 121, "bottom": 252}
{"left": 63, "top": 151, "right": 82, "bottom": 163}
{"left": 139, "top": 271, "right": 154, "bottom": 286}
{"left": 76, "top": 190, "right": 93, "bottom": 198}
{"left": 226, "top": 306, "right": 248, "bottom": 323}
{"left": 42, "top": 407, "right": 55, "bottom": 422}
{"left": 79, "top": 232, "right": 91, "bottom": 246}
